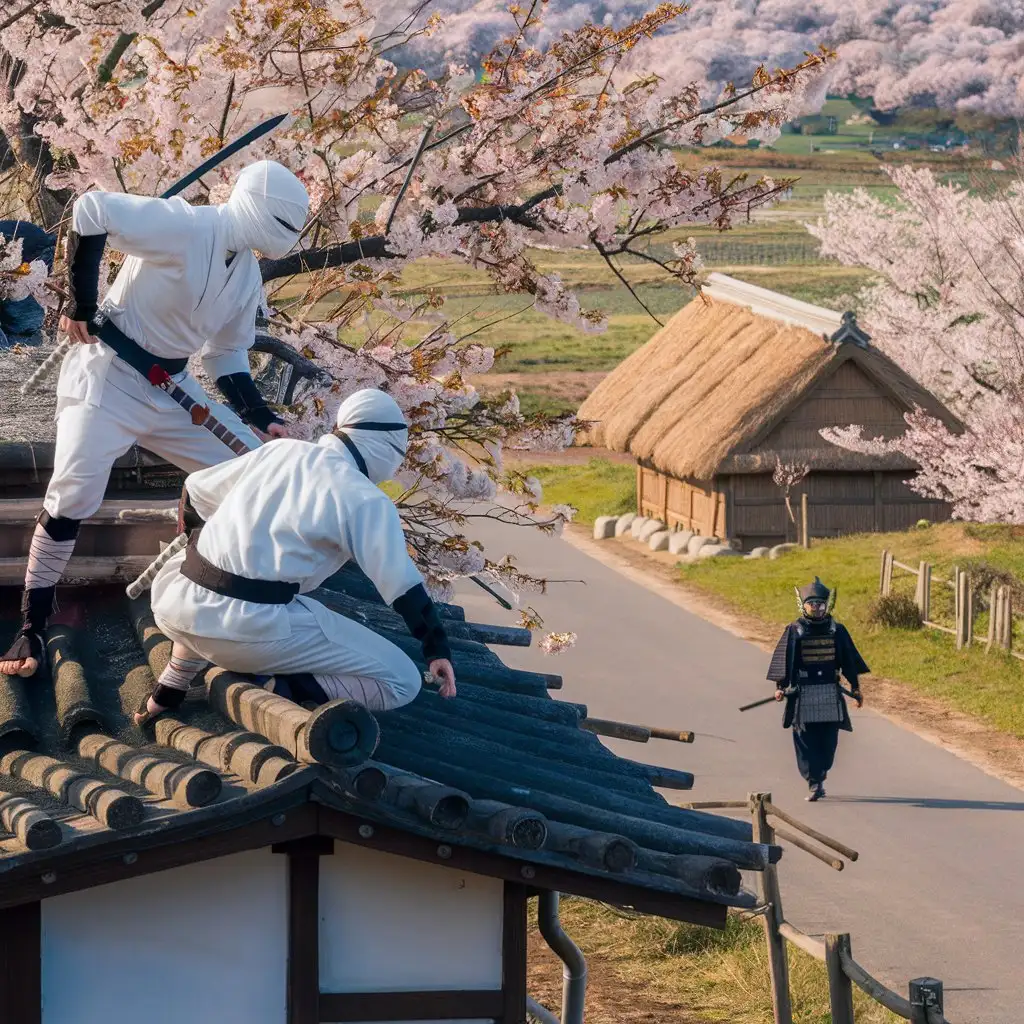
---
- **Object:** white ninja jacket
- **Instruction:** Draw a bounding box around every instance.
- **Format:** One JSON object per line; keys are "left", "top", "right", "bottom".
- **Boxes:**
{"left": 57, "top": 192, "right": 262, "bottom": 410}
{"left": 150, "top": 433, "right": 425, "bottom": 644}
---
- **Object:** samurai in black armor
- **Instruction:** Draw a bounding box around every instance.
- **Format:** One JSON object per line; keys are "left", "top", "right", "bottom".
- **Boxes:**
{"left": 767, "top": 577, "right": 868, "bottom": 801}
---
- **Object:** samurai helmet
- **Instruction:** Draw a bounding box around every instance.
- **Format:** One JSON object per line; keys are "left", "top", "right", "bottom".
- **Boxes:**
{"left": 794, "top": 576, "right": 836, "bottom": 617}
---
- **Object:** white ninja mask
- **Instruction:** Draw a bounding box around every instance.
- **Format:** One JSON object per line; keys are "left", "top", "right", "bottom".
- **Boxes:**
{"left": 222, "top": 160, "right": 309, "bottom": 259}
{"left": 334, "top": 389, "right": 410, "bottom": 484}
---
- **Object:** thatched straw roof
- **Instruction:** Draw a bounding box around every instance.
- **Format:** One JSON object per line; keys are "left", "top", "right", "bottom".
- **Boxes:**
{"left": 578, "top": 274, "right": 960, "bottom": 479}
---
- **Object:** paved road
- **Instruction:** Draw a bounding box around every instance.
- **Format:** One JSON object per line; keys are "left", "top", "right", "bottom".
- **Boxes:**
{"left": 452, "top": 520, "right": 1024, "bottom": 1024}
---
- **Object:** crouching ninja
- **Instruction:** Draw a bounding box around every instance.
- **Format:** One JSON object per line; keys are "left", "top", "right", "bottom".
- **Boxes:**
{"left": 767, "top": 577, "right": 867, "bottom": 801}
{"left": 1, "top": 161, "right": 310, "bottom": 679}
{"left": 137, "top": 389, "right": 456, "bottom": 724}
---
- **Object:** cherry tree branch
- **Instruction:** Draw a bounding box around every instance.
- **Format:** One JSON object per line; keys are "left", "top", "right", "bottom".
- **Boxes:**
{"left": 0, "top": 0, "right": 43, "bottom": 33}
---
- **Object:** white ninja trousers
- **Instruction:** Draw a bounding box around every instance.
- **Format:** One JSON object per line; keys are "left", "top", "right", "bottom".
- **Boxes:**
{"left": 44, "top": 356, "right": 262, "bottom": 522}
{"left": 155, "top": 595, "right": 424, "bottom": 713}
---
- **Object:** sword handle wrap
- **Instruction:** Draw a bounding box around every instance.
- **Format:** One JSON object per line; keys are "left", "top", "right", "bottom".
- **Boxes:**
{"left": 126, "top": 532, "right": 189, "bottom": 599}
{"left": 20, "top": 338, "right": 72, "bottom": 395}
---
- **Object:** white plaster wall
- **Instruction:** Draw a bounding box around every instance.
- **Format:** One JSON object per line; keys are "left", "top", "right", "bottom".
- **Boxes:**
{"left": 319, "top": 844, "right": 504, "bottom": 1016}
{"left": 42, "top": 849, "right": 288, "bottom": 1024}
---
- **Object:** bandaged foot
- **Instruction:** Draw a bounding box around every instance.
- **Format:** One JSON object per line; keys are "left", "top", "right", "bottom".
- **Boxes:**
{"left": 134, "top": 644, "right": 208, "bottom": 726}
{"left": 0, "top": 628, "right": 43, "bottom": 678}
{"left": 1, "top": 516, "right": 80, "bottom": 678}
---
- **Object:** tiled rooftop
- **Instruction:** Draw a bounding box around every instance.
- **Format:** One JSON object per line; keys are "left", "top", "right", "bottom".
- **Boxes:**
{"left": 0, "top": 560, "right": 777, "bottom": 912}
{"left": 0, "top": 345, "right": 777, "bottom": 919}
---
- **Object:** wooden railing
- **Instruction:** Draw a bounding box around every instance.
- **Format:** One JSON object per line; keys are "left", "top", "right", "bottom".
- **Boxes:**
{"left": 880, "top": 550, "right": 1021, "bottom": 658}
{"left": 679, "top": 794, "right": 950, "bottom": 1024}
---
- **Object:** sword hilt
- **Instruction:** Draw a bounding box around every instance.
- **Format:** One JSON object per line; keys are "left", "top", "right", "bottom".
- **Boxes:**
{"left": 149, "top": 365, "right": 253, "bottom": 456}
{"left": 20, "top": 337, "right": 72, "bottom": 395}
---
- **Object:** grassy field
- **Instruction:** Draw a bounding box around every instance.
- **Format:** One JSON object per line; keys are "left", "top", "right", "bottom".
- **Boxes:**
{"left": 682, "top": 523, "right": 1024, "bottom": 739}
{"left": 522, "top": 458, "right": 636, "bottom": 525}
{"left": 527, "top": 898, "right": 900, "bottom": 1024}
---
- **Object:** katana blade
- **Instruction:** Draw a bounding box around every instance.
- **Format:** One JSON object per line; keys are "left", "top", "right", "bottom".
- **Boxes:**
{"left": 162, "top": 113, "right": 292, "bottom": 199}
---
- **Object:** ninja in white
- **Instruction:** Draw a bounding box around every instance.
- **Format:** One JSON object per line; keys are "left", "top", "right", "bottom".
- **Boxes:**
{"left": 137, "top": 388, "right": 457, "bottom": 723}
{"left": 1, "top": 161, "right": 310, "bottom": 679}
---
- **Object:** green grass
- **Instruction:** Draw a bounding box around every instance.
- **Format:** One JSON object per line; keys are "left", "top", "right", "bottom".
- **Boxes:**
{"left": 681, "top": 523, "right": 1024, "bottom": 738}
{"left": 519, "top": 458, "right": 635, "bottom": 526}
{"left": 530, "top": 898, "right": 900, "bottom": 1024}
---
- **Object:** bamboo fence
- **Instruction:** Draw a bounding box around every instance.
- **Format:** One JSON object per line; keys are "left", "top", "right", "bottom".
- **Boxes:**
{"left": 879, "top": 550, "right": 1020, "bottom": 658}
{"left": 679, "top": 794, "right": 951, "bottom": 1024}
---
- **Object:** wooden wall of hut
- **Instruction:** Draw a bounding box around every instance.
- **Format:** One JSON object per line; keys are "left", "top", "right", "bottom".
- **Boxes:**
{"left": 639, "top": 463, "right": 950, "bottom": 550}
{"left": 637, "top": 463, "right": 726, "bottom": 539}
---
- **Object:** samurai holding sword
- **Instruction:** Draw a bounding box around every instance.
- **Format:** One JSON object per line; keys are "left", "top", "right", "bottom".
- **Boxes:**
{"left": 0, "top": 161, "right": 310, "bottom": 678}
{"left": 767, "top": 577, "right": 868, "bottom": 802}
{"left": 136, "top": 388, "right": 456, "bottom": 724}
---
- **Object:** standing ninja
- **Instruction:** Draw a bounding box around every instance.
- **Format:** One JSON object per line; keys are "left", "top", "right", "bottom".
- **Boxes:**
{"left": 136, "top": 388, "right": 456, "bottom": 724}
{"left": 0, "top": 161, "right": 310, "bottom": 678}
{"left": 767, "top": 577, "right": 867, "bottom": 801}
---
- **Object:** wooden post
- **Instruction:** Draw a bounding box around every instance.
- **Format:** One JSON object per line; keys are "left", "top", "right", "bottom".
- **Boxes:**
{"left": 879, "top": 550, "right": 894, "bottom": 597}
{"left": 909, "top": 977, "right": 944, "bottom": 1024}
{"left": 966, "top": 575, "right": 974, "bottom": 647}
{"left": 636, "top": 463, "right": 642, "bottom": 516}
{"left": 825, "top": 934, "right": 855, "bottom": 1024}
{"left": 750, "top": 793, "right": 793, "bottom": 1024}
{"left": 800, "top": 492, "right": 809, "bottom": 549}
{"left": 914, "top": 561, "right": 932, "bottom": 621}
{"left": 0, "top": 901, "right": 40, "bottom": 1024}
{"left": 1005, "top": 589, "right": 1014, "bottom": 653}
{"left": 987, "top": 585, "right": 999, "bottom": 653}
{"left": 955, "top": 569, "right": 965, "bottom": 650}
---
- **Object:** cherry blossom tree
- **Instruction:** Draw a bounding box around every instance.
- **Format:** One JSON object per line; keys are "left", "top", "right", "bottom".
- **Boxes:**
{"left": 410, "top": 0, "right": 1024, "bottom": 119}
{"left": 0, "top": 0, "right": 832, "bottom": 626}
{"left": 810, "top": 164, "right": 1024, "bottom": 523}
{"left": 773, "top": 457, "right": 809, "bottom": 534}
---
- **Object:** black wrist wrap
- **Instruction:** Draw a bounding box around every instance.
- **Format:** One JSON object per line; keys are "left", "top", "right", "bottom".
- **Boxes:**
{"left": 216, "top": 373, "right": 283, "bottom": 432}
{"left": 65, "top": 230, "right": 107, "bottom": 323}
{"left": 392, "top": 583, "right": 452, "bottom": 664}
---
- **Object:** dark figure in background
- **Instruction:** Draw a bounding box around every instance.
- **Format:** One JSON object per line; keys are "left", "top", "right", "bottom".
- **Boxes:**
{"left": 0, "top": 220, "right": 57, "bottom": 345}
{"left": 767, "top": 577, "right": 868, "bottom": 801}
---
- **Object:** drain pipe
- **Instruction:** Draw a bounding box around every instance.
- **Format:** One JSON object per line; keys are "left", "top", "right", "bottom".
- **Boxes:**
{"left": 526, "top": 996, "right": 561, "bottom": 1024}
{"left": 537, "top": 891, "right": 587, "bottom": 1024}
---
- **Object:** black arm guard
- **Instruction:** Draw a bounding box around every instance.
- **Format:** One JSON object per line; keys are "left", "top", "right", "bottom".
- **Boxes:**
{"left": 177, "top": 484, "right": 204, "bottom": 535}
{"left": 216, "top": 372, "right": 283, "bottom": 433}
{"left": 392, "top": 583, "right": 452, "bottom": 664}
{"left": 65, "top": 230, "right": 108, "bottom": 323}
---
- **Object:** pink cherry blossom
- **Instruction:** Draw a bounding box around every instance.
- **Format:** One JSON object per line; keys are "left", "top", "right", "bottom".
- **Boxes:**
{"left": 0, "top": 0, "right": 833, "bottom": 605}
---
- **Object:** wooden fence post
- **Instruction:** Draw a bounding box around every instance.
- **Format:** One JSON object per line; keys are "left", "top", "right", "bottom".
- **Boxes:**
{"left": 966, "top": 576, "right": 974, "bottom": 647}
{"left": 955, "top": 569, "right": 969, "bottom": 650}
{"left": 909, "top": 977, "right": 943, "bottom": 1024}
{"left": 914, "top": 561, "right": 931, "bottom": 620}
{"left": 1005, "top": 589, "right": 1013, "bottom": 653}
{"left": 801, "top": 493, "right": 809, "bottom": 550}
{"left": 987, "top": 585, "right": 999, "bottom": 653}
{"left": 750, "top": 793, "right": 793, "bottom": 1024}
{"left": 825, "top": 934, "right": 855, "bottom": 1024}
{"left": 879, "top": 550, "right": 894, "bottom": 597}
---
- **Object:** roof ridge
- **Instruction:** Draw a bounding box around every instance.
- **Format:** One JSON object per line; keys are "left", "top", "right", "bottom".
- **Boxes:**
{"left": 702, "top": 272, "right": 844, "bottom": 337}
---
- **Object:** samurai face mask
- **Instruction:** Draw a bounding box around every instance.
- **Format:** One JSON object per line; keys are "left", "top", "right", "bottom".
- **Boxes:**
{"left": 796, "top": 576, "right": 833, "bottom": 620}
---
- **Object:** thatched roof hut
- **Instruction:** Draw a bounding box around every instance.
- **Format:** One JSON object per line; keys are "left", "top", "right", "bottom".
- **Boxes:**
{"left": 579, "top": 274, "right": 961, "bottom": 549}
